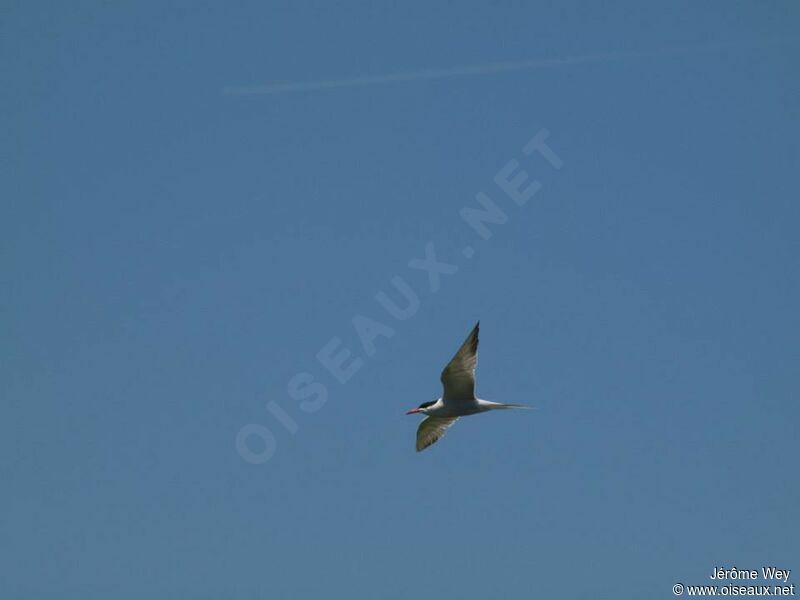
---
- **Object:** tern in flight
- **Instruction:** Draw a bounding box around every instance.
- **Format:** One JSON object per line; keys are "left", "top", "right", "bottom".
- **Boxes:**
{"left": 406, "top": 322, "right": 530, "bottom": 451}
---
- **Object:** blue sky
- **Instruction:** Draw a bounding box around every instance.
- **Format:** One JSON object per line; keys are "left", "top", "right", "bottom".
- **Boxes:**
{"left": 2, "top": 2, "right": 798, "bottom": 598}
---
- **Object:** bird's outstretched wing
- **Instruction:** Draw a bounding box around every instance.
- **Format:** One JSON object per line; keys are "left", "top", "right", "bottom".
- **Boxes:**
{"left": 416, "top": 416, "right": 459, "bottom": 452}
{"left": 440, "top": 322, "right": 479, "bottom": 402}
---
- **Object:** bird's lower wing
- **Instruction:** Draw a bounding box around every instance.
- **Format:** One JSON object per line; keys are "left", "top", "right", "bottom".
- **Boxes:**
{"left": 416, "top": 416, "right": 459, "bottom": 452}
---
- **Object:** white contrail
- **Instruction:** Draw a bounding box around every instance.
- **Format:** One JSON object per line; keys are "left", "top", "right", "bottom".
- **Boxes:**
{"left": 221, "top": 39, "right": 790, "bottom": 97}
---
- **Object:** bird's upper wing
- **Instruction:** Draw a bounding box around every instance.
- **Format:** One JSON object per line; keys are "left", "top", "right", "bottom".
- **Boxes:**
{"left": 416, "top": 416, "right": 459, "bottom": 452}
{"left": 440, "top": 322, "right": 479, "bottom": 402}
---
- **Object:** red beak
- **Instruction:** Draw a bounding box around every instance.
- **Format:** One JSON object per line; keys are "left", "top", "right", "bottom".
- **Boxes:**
{"left": 405, "top": 408, "right": 421, "bottom": 415}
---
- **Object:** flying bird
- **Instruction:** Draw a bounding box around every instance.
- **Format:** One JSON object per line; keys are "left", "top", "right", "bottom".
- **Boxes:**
{"left": 406, "top": 322, "right": 530, "bottom": 451}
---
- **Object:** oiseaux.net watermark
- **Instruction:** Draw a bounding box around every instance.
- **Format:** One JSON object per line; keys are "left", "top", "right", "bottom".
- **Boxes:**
{"left": 673, "top": 566, "right": 794, "bottom": 596}
{"left": 235, "top": 129, "right": 564, "bottom": 465}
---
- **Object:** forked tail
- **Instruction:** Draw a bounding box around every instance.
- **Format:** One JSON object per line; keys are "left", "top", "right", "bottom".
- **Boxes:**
{"left": 490, "top": 402, "right": 534, "bottom": 410}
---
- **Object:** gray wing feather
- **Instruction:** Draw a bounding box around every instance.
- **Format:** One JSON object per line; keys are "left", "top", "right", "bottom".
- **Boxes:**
{"left": 416, "top": 416, "right": 459, "bottom": 452}
{"left": 440, "top": 322, "right": 479, "bottom": 402}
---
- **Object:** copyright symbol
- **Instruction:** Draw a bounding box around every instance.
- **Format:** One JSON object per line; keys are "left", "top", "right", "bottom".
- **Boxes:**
{"left": 673, "top": 583, "right": 684, "bottom": 595}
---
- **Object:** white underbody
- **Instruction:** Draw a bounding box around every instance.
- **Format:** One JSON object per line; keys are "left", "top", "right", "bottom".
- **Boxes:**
{"left": 421, "top": 397, "right": 518, "bottom": 418}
